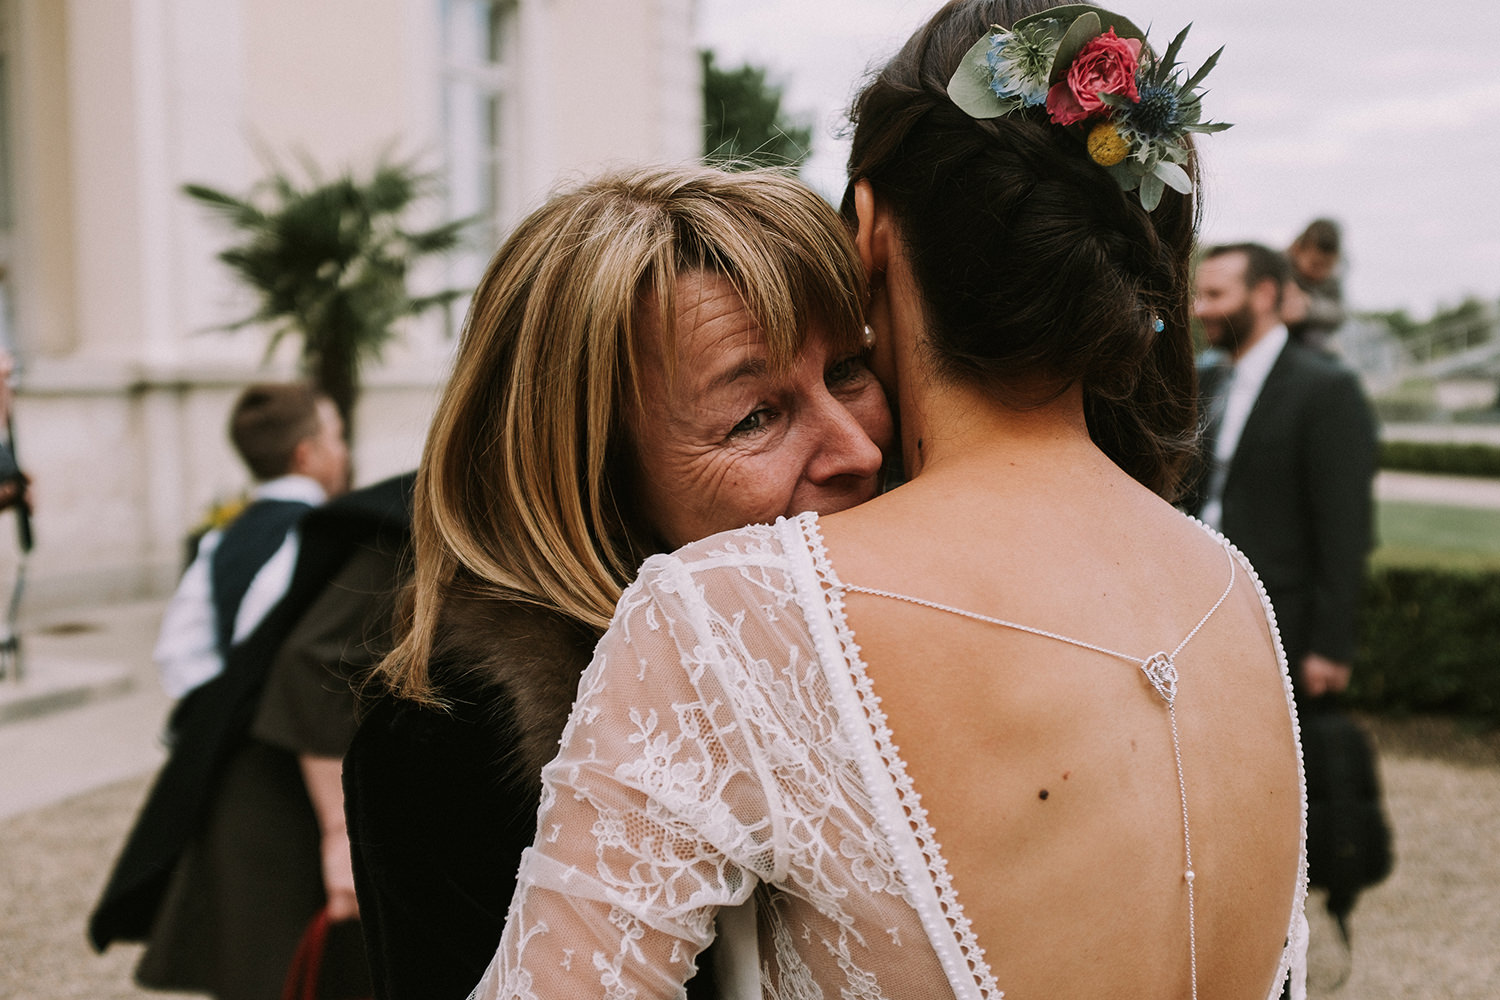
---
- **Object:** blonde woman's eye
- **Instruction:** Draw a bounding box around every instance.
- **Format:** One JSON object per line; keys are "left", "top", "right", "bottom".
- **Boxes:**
{"left": 730, "top": 408, "right": 774, "bottom": 438}
{"left": 827, "top": 355, "right": 867, "bottom": 387}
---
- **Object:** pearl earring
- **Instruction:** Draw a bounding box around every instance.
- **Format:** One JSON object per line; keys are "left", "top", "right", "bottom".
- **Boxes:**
{"left": 862, "top": 325, "right": 876, "bottom": 349}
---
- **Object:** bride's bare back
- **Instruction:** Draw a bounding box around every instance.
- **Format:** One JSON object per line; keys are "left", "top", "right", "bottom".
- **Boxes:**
{"left": 821, "top": 460, "right": 1303, "bottom": 1000}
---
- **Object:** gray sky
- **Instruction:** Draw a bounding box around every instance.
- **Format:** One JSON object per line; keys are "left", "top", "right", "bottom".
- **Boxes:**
{"left": 698, "top": 0, "right": 1500, "bottom": 317}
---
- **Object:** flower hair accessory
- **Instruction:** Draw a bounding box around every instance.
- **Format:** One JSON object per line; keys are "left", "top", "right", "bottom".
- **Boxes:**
{"left": 946, "top": 4, "right": 1229, "bottom": 211}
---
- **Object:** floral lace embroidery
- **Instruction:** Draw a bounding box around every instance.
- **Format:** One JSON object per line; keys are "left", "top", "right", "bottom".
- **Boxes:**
{"left": 761, "top": 892, "right": 825, "bottom": 1000}
{"left": 793, "top": 513, "right": 1002, "bottom": 1000}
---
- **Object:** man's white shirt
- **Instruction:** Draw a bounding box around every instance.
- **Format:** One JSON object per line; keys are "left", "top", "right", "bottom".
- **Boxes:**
{"left": 1202, "top": 325, "right": 1288, "bottom": 531}
{"left": 154, "top": 475, "right": 327, "bottom": 698}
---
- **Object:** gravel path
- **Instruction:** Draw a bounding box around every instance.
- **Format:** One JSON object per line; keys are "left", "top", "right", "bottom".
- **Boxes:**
{"left": 2, "top": 719, "right": 1495, "bottom": 999}
{"left": 0, "top": 775, "right": 196, "bottom": 1000}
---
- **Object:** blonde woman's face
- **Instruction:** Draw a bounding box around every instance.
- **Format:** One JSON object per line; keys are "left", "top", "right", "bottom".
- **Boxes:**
{"left": 630, "top": 271, "right": 892, "bottom": 551}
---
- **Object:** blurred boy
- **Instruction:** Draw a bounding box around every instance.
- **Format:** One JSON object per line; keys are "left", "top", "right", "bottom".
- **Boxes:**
{"left": 155, "top": 382, "right": 349, "bottom": 698}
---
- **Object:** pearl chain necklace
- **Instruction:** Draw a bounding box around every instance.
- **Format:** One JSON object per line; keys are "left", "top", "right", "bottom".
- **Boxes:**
{"left": 841, "top": 544, "right": 1236, "bottom": 1000}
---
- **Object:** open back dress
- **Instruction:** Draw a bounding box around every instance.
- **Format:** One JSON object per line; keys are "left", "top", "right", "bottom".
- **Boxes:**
{"left": 471, "top": 512, "right": 1309, "bottom": 1000}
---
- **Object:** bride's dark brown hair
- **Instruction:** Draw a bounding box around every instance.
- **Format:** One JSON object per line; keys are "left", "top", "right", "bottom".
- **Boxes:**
{"left": 844, "top": 0, "right": 1200, "bottom": 500}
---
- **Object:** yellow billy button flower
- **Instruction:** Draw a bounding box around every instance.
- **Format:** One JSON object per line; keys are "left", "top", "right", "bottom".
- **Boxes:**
{"left": 1086, "top": 121, "right": 1131, "bottom": 166}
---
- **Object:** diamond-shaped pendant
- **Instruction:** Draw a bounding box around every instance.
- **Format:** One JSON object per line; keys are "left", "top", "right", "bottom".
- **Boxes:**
{"left": 1140, "top": 652, "right": 1178, "bottom": 705}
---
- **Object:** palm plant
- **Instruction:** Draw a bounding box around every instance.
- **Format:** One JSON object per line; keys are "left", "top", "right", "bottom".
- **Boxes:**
{"left": 184, "top": 157, "right": 472, "bottom": 439}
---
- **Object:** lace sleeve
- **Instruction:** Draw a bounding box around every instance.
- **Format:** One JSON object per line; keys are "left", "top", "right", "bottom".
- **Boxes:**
{"left": 471, "top": 552, "right": 781, "bottom": 1000}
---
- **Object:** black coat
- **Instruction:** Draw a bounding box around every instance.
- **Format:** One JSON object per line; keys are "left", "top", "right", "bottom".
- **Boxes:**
{"left": 343, "top": 593, "right": 723, "bottom": 1000}
{"left": 1186, "top": 340, "right": 1378, "bottom": 671}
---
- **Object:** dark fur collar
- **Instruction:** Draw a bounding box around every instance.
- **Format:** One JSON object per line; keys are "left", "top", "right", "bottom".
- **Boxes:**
{"left": 428, "top": 593, "right": 599, "bottom": 796}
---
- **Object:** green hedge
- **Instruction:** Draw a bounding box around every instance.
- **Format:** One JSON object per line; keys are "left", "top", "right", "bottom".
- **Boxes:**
{"left": 1380, "top": 439, "right": 1500, "bottom": 477}
{"left": 1350, "top": 565, "right": 1500, "bottom": 725}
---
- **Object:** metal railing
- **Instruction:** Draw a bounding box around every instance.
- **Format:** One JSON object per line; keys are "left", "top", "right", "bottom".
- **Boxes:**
{"left": 1339, "top": 300, "right": 1500, "bottom": 395}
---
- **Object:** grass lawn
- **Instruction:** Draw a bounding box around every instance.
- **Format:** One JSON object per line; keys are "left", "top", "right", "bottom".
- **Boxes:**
{"left": 1375, "top": 500, "right": 1500, "bottom": 570}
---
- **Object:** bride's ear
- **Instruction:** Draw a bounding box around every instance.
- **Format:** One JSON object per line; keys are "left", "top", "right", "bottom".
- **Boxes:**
{"left": 853, "top": 180, "right": 890, "bottom": 278}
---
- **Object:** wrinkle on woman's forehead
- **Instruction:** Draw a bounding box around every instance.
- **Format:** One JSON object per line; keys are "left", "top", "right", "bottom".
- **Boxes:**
{"left": 645, "top": 272, "right": 777, "bottom": 401}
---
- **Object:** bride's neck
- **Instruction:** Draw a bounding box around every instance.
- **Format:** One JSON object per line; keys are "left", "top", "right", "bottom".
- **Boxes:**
{"left": 898, "top": 370, "right": 1099, "bottom": 483}
{"left": 870, "top": 239, "right": 1111, "bottom": 490}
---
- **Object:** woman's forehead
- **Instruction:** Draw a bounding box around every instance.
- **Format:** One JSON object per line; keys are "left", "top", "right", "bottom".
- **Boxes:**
{"left": 672, "top": 273, "right": 762, "bottom": 350}
{"left": 637, "top": 271, "right": 761, "bottom": 361}
{"left": 641, "top": 272, "right": 772, "bottom": 395}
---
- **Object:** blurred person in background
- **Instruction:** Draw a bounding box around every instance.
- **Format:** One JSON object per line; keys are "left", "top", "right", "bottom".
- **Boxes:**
{"left": 91, "top": 382, "right": 371, "bottom": 1000}
{"left": 1189, "top": 241, "right": 1385, "bottom": 973}
{"left": 0, "top": 347, "right": 28, "bottom": 513}
{"left": 1281, "top": 218, "right": 1346, "bottom": 353}
{"left": 151, "top": 383, "right": 350, "bottom": 701}
{"left": 0, "top": 346, "right": 31, "bottom": 681}
{"left": 1188, "top": 243, "right": 1376, "bottom": 702}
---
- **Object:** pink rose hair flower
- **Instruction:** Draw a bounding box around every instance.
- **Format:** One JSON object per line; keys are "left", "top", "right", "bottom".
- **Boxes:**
{"left": 1046, "top": 29, "right": 1142, "bottom": 126}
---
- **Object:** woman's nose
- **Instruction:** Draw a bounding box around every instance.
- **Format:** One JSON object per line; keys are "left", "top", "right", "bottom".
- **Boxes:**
{"left": 806, "top": 396, "right": 884, "bottom": 484}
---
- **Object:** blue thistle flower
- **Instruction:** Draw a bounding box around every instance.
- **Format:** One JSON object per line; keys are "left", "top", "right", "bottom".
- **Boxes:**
{"left": 1126, "top": 83, "right": 1182, "bottom": 139}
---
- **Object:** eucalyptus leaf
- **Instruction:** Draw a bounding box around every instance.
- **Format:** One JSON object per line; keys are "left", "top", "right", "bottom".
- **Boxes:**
{"left": 1139, "top": 171, "right": 1165, "bottom": 211}
{"left": 1048, "top": 11, "right": 1102, "bottom": 86}
{"left": 1153, "top": 159, "right": 1193, "bottom": 194}
{"left": 1183, "top": 121, "right": 1232, "bottom": 133}
{"left": 947, "top": 30, "right": 1011, "bottom": 118}
{"left": 1017, "top": 4, "right": 1148, "bottom": 45}
{"left": 1105, "top": 161, "right": 1142, "bottom": 190}
{"left": 1020, "top": 17, "right": 1068, "bottom": 49}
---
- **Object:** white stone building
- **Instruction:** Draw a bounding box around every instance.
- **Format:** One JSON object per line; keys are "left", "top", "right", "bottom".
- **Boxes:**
{"left": 0, "top": 0, "right": 700, "bottom": 613}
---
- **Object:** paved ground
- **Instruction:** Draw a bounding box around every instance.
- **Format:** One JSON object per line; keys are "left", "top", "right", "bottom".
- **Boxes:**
{"left": 0, "top": 600, "right": 173, "bottom": 822}
{"left": 2, "top": 463, "right": 1497, "bottom": 999}
{"left": 0, "top": 600, "right": 185, "bottom": 999}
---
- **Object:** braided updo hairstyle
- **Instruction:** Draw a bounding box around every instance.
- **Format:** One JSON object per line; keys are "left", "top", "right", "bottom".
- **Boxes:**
{"left": 844, "top": 0, "right": 1200, "bottom": 500}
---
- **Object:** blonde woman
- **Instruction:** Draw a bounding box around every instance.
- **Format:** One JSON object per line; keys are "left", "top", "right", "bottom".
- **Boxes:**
{"left": 342, "top": 165, "right": 893, "bottom": 999}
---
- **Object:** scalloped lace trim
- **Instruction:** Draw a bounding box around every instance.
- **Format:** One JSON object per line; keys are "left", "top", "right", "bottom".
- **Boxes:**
{"left": 795, "top": 512, "right": 1002, "bottom": 1000}
{"left": 1187, "top": 518, "right": 1310, "bottom": 998}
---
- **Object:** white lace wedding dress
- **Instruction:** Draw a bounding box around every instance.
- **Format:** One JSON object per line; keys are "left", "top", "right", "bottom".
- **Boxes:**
{"left": 471, "top": 512, "right": 1309, "bottom": 1000}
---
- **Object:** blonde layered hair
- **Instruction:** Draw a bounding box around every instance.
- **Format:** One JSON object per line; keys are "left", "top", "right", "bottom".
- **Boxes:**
{"left": 380, "top": 165, "right": 869, "bottom": 702}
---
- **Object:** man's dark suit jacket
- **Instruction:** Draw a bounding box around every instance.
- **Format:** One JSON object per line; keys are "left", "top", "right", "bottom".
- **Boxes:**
{"left": 1186, "top": 339, "right": 1379, "bottom": 674}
